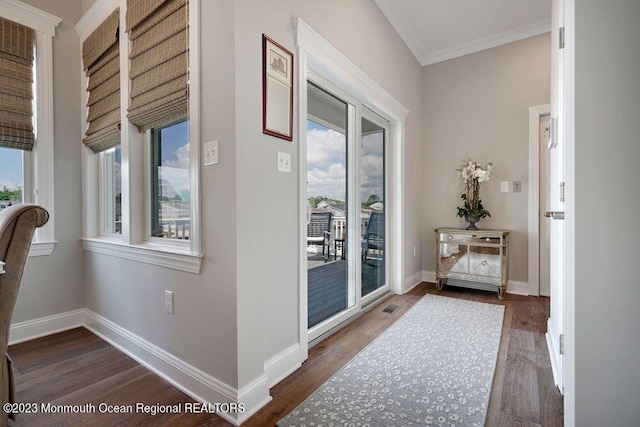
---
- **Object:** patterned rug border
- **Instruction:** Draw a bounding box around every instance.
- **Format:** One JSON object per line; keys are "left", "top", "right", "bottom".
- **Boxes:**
{"left": 278, "top": 294, "right": 505, "bottom": 426}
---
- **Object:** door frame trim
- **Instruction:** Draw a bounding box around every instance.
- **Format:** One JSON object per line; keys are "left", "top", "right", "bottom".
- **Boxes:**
{"left": 294, "top": 18, "right": 408, "bottom": 362}
{"left": 528, "top": 104, "right": 551, "bottom": 296}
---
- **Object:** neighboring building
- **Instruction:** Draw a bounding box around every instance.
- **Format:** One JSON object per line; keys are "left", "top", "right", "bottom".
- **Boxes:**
{"left": 316, "top": 201, "right": 346, "bottom": 218}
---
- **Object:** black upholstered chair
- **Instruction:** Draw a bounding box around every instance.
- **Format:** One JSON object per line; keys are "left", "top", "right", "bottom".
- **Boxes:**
{"left": 307, "top": 212, "right": 332, "bottom": 260}
{"left": 362, "top": 211, "right": 384, "bottom": 261}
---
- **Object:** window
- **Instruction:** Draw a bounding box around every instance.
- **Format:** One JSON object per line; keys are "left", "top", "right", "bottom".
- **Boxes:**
{"left": 150, "top": 119, "right": 190, "bottom": 241}
{"left": 0, "top": 3, "right": 60, "bottom": 255}
{"left": 79, "top": 0, "right": 201, "bottom": 273}
{"left": 99, "top": 146, "right": 121, "bottom": 235}
{"left": 0, "top": 15, "right": 33, "bottom": 211}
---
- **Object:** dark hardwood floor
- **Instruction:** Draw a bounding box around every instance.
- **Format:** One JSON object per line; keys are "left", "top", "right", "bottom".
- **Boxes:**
{"left": 8, "top": 282, "right": 563, "bottom": 426}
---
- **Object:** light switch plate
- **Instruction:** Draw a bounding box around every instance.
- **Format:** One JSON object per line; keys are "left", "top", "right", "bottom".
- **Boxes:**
{"left": 277, "top": 151, "right": 291, "bottom": 173}
{"left": 500, "top": 181, "right": 509, "bottom": 193}
{"left": 204, "top": 140, "right": 219, "bottom": 165}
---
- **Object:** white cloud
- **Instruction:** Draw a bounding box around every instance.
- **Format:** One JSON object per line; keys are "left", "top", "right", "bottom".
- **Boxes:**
{"left": 361, "top": 133, "right": 384, "bottom": 199}
{"left": 164, "top": 143, "right": 190, "bottom": 169}
{"left": 307, "top": 128, "right": 345, "bottom": 171}
{"left": 361, "top": 132, "right": 384, "bottom": 157}
{"left": 308, "top": 163, "right": 346, "bottom": 200}
{"left": 157, "top": 143, "right": 190, "bottom": 197}
{"left": 361, "top": 153, "right": 384, "bottom": 198}
{"left": 306, "top": 127, "right": 385, "bottom": 201}
{"left": 0, "top": 178, "right": 18, "bottom": 190}
{"left": 159, "top": 166, "right": 190, "bottom": 194}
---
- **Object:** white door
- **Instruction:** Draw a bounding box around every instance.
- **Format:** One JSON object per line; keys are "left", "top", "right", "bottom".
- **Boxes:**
{"left": 546, "top": 0, "right": 565, "bottom": 393}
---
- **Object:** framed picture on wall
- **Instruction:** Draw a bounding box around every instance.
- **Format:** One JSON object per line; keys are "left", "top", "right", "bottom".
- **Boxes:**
{"left": 263, "top": 34, "right": 293, "bottom": 141}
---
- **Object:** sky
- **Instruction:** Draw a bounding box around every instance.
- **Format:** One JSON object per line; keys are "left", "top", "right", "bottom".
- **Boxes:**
{"left": 111, "top": 121, "right": 190, "bottom": 200}
{"left": 3, "top": 119, "right": 385, "bottom": 205}
{"left": 158, "top": 120, "right": 190, "bottom": 200}
{"left": 307, "top": 120, "right": 384, "bottom": 203}
{"left": 0, "top": 147, "right": 23, "bottom": 192}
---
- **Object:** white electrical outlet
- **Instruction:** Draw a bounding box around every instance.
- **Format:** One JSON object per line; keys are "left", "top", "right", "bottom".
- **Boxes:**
{"left": 204, "top": 140, "right": 219, "bottom": 165}
{"left": 277, "top": 151, "right": 291, "bottom": 173}
{"left": 164, "top": 290, "right": 174, "bottom": 314}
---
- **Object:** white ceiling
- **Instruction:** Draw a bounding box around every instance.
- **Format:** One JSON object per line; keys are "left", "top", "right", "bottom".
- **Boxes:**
{"left": 375, "top": 0, "right": 552, "bottom": 66}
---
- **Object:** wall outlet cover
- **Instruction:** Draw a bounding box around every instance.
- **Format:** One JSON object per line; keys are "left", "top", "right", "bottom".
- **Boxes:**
{"left": 164, "top": 290, "right": 174, "bottom": 314}
{"left": 513, "top": 181, "right": 522, "bottom": 192}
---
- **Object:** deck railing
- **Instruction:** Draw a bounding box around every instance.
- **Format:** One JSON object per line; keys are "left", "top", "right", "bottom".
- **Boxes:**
{"left": 159, "top": 218, "right": 190, "bottom": 240}
{"left": 324, "top": 216, "right": 375, "bottom": 257}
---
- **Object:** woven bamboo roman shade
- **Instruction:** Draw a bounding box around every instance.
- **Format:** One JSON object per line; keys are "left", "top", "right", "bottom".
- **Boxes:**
{"left": 0, "top": 17, "right": 35, "bottom": 151}
{"left": 82, "top": 9, "right": 120, "bottom": 153}
{"left": 126, "top": 0, "right": 188, "bottom": 132}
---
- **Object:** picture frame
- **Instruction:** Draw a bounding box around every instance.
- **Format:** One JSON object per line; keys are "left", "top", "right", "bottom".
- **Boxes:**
{"left": 263, "top": 34, "right": 293, "bottom": 141}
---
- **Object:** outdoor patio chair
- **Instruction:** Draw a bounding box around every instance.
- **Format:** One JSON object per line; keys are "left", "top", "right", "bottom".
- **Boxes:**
{"left": 307, "top": 212, "right": 332, "bottom": 260}
{"left": 362, "top": 211, "right": 384, "bottom": 262}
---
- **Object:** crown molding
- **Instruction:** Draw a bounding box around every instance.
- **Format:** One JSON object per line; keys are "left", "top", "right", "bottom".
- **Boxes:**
{"left": 422, "top": 19, "right": 551, "bottom": 66}
{"left": 0, "top": 0, "right": 60, "bottom": 36}
{"left": 75, "top": 0, "right": 119, "bottom": 42}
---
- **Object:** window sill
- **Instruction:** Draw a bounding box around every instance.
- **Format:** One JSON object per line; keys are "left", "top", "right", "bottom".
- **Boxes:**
{"left": 81, "top": 237, "right": 203, "bottom": 274}
{"left": 29, "top": 241, "right": 57, "bottom": 257}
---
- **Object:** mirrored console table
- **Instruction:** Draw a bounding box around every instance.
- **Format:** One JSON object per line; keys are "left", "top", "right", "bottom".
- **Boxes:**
{"left": 435, "top": 228, "right": 509, "bottom": 300}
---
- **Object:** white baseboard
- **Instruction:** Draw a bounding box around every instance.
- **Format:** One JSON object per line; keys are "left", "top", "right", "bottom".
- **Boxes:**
{"left": 83, "top": 309, "right": 271, "bottom": 425}
{"left": 506, "top": 280, "right": 530, "bottom": 296}
{"left": 422, "top": 271, "right": 530, "bottom": 296}
{"left": 422, "top": 270, "right": 436, "bottom": 284}
{"left": 10, "top": 309, "right": 274, "bottom": 426}
{"left": 9, "top": 309, "right": 85, "bottom": 345}
{"left": 264, "top": 343, "right": 302, "bottom": 388}
{"left": 402, "top": 271, "right": 424, "bottom": 293}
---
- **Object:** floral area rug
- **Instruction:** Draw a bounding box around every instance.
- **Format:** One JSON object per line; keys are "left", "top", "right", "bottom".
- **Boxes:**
{"left": 278, "top": 294, "right": 505, "bottom": 426}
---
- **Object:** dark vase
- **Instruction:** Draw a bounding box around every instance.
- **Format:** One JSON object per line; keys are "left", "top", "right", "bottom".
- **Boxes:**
{"left": 464, "top": 214, "right": 480, "bottom": 230}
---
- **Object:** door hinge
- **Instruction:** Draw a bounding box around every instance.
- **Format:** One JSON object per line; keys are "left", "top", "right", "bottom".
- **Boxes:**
{"left": 559, "top": 334, "right": 565, "bottom": 355}
{"left": 559, "top": 27, "right": 565, "bottom": 49}
{"left": 560, "top": 182, "right": 565, "bottom": 202}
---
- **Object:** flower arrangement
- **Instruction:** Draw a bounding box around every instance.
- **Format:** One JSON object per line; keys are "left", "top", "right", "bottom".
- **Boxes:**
{"left": 456, "top": 160, "right": 493, "bottom": 225}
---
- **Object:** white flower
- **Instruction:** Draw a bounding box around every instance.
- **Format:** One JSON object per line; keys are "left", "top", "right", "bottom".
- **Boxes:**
{"left": 456, "top": 159, "right": 493, "bottom": 218}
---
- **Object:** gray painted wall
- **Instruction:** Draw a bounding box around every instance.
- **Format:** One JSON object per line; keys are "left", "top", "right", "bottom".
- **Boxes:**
{"left": 10, "top": 0, "right": 640, "bottom": 422}
{"left": 79, "top": 0, "right": 423, "bottom": 394}
{"left": 421, "top": 34, "right": 551, "bottom": 283}
{"left": 84, "top": 0, "right": 241, "bottom": 389}
{"left": 233, "top": 0, "right": 424, "bottom": 387}
{"left": 12, "top": 1, "right": 85, "bottom": 323}
{"left": 574, "top": 0, "right": 640, "bottom": 424}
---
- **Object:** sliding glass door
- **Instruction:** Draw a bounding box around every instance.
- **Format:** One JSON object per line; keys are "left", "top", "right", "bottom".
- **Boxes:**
{"left": 360, "top": 117, "right": 386, "bottom": 298}
{"left": 306, "top": 78, "right": 389, "bottom": 340}
{"left": 306, "top": 82, "right": 353, "bottom": 330}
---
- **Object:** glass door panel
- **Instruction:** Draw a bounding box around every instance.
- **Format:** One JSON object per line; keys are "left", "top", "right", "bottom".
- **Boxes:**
{"left": 306, "top": 82, "right": 350, "bottom": 328}
{"left": 360, "top": 117, "right": 386, "bottom": 296}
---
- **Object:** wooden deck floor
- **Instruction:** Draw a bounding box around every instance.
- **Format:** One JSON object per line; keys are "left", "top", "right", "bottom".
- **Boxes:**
{"left": 7, "top": 282, "right": 563, "bottom": 426}
{"left": 308, "top": 258, "right": 384, "bottom": 327}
